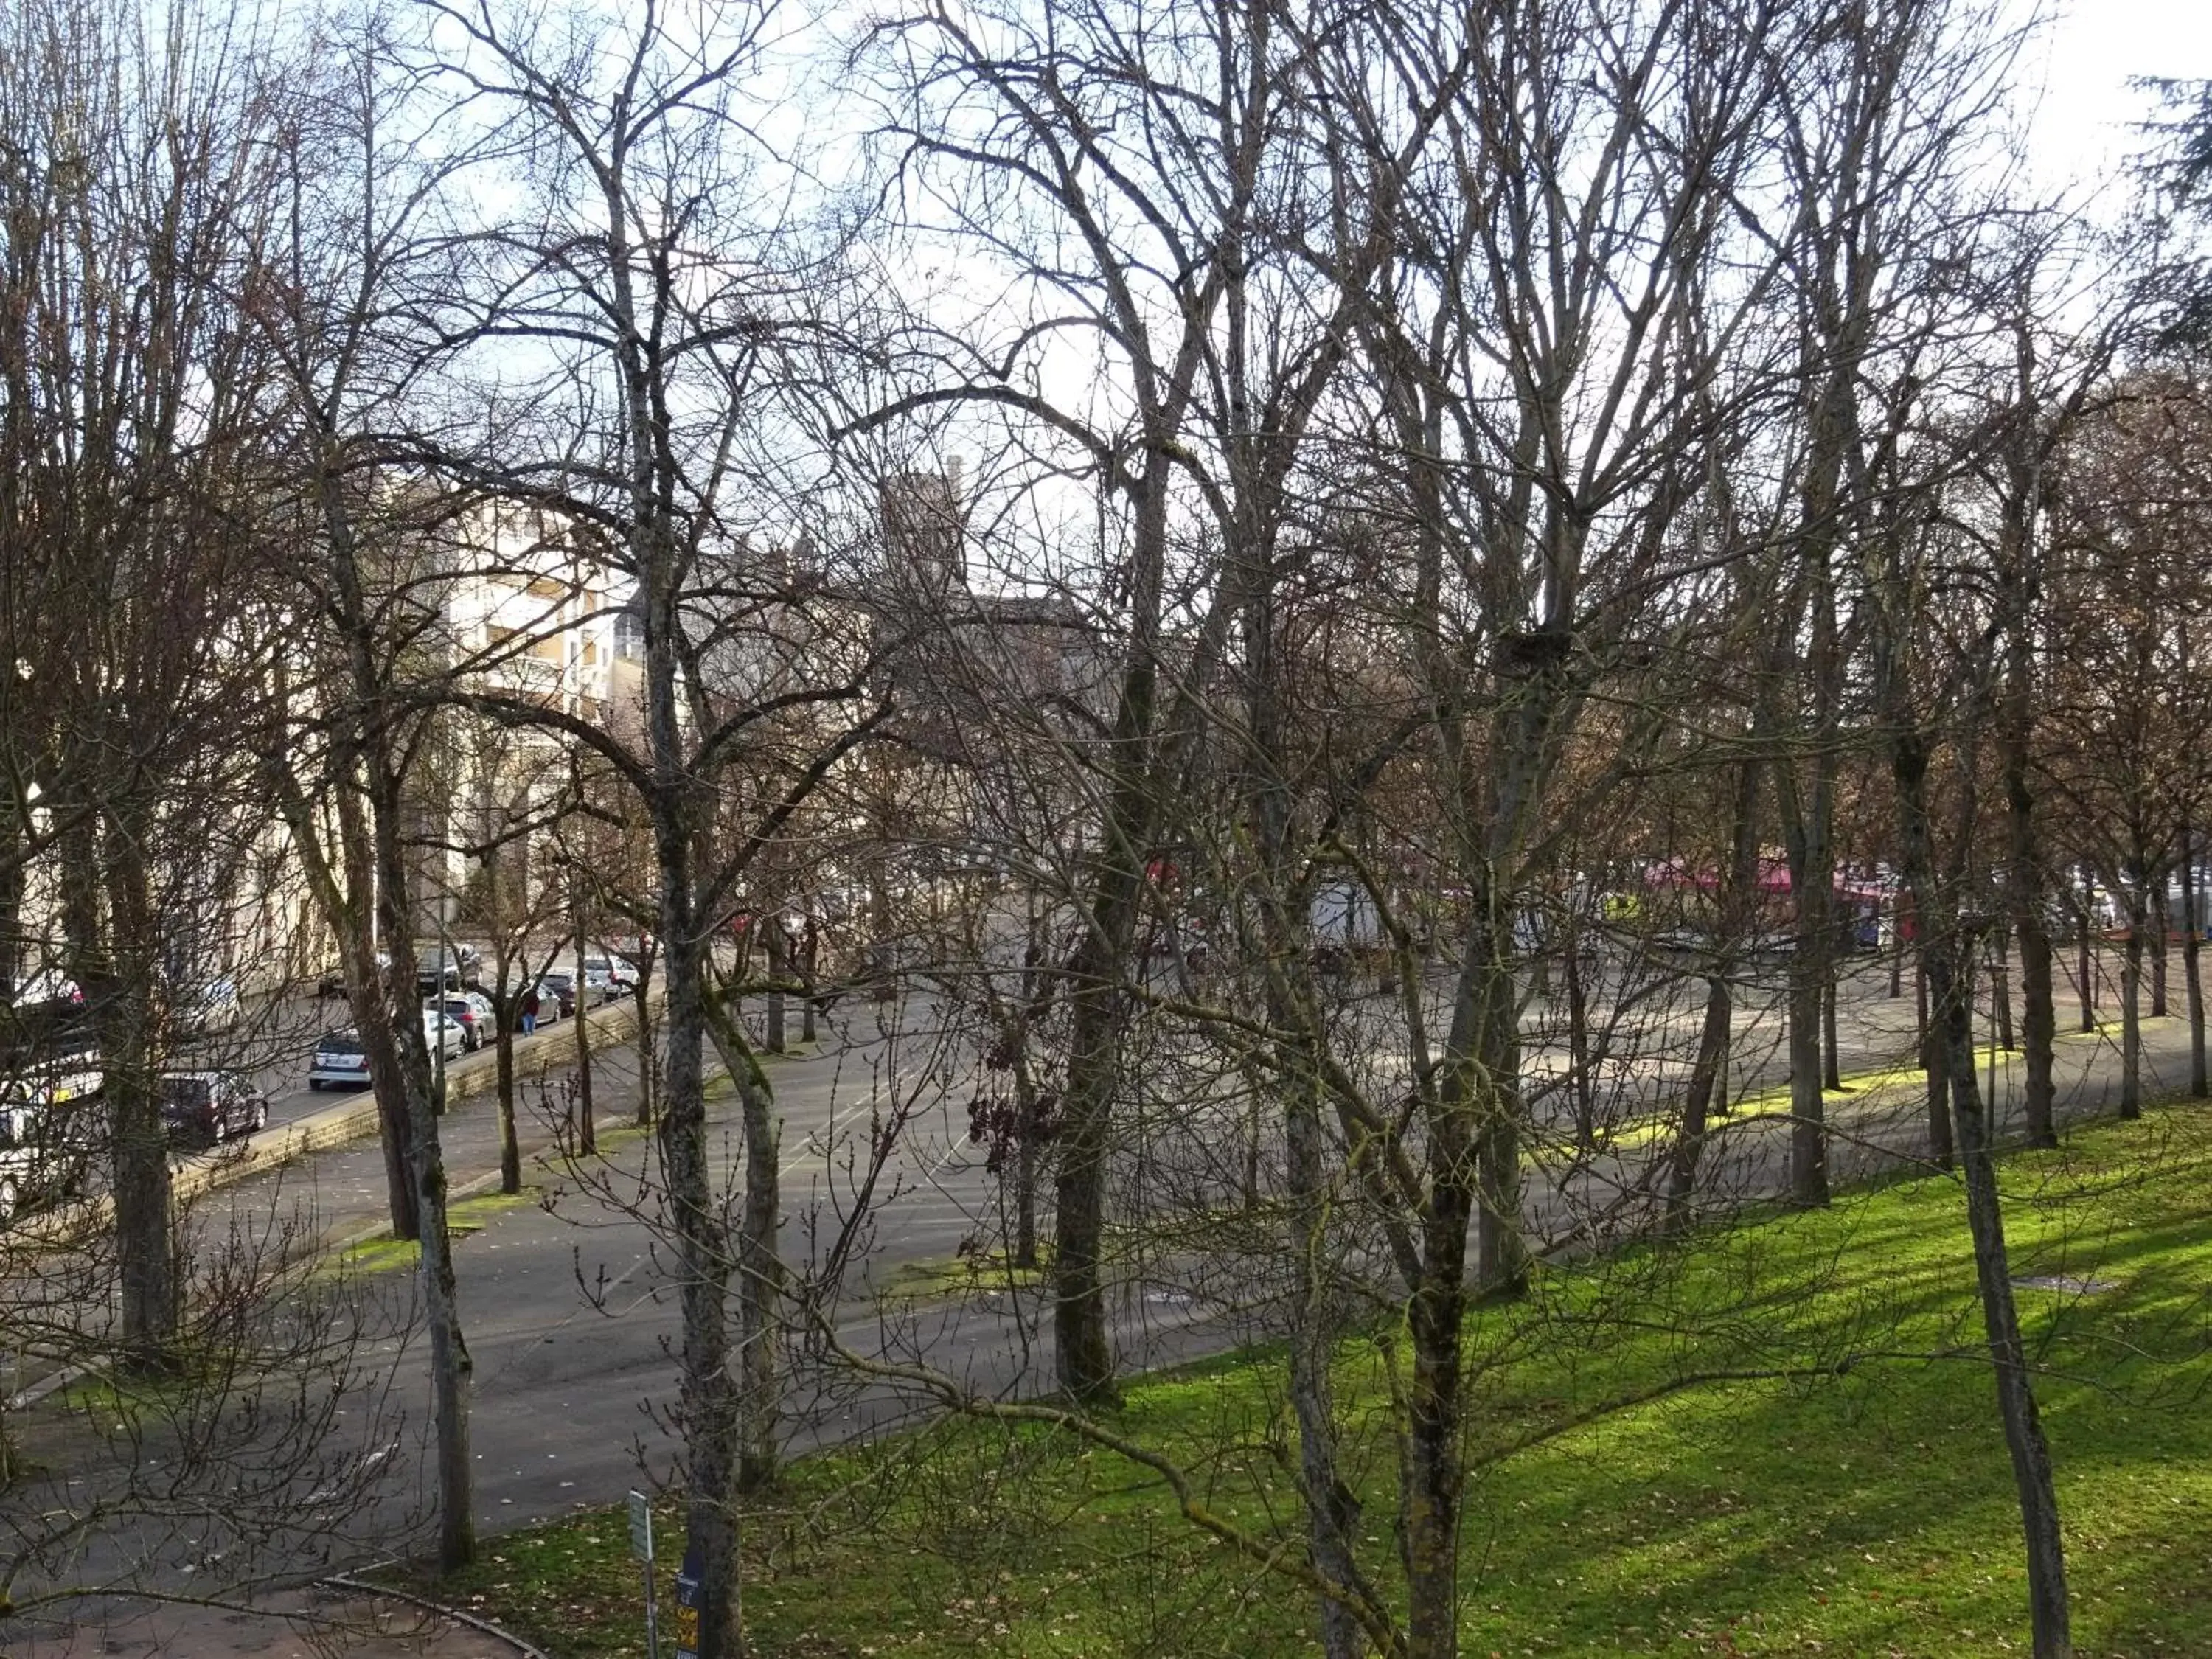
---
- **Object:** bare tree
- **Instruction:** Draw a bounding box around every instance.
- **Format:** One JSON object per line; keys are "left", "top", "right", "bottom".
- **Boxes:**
{"left": 0, "top": 0, "right": 305, "bottom": 1369}
{"left": 400, "top": 5, "right": 892, "bottom": 1645}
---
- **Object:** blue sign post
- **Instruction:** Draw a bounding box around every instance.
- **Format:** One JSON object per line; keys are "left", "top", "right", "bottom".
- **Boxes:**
{"left": 672, "top": 1543, "right": 703, "bottom": 1659}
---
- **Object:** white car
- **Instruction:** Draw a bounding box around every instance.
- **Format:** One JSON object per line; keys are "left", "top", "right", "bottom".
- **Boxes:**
{"left": 423, "top": 1007, "right": 466, "bottom": 1061}
{"left": 10, "top": 970, "right": 82, "bottom": 1012}
{"left": 1, "top": 1038, "right": 104, "bottom": 1110}
{"left": 0, "top": 1098, "right": 94, "bottom": 1220}
{"left": 307, "top": 1029, "right": 370, "bottom": 1091}
{"left": 580, "top": 956, "right": 638, "bottom": 1000}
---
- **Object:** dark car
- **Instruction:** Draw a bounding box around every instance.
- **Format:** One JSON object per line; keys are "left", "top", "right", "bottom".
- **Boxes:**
{"left": 159, "top": 1071, "right": 268, "bottom": 1147}
{"left": 317, "top": 953, "right": 392, "bottom": 999}
{"left": 435, "top": 996, "right": 485, "bottom": 1052}
{"left": 414, "top": 942, "right": 481, "bottom": 998}
{"left": 417, "top": 961, "right": 464, "bottom": 998}
{"left": 537, "top": 972, "right": 579, "bottom": 1018}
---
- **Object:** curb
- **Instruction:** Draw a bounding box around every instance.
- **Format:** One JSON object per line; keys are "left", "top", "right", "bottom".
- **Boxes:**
{"left": 318, "top": 1570, "right": 554, "bottom": 1658}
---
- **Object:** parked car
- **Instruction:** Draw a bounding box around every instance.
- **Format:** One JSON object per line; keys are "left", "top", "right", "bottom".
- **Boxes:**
{"left": 307, "top": 1030, "right": 371, "bottom": 1091}
{"left": 10, "top": 970, "right": 83, "bottom": 1015}
{"left": 537, "top": 973, "right": 579, "bottom": 1019}
{"left": 317, "top": 953, "right": 391, "bottom": 999}
{"left": 462, "top": 990, "right": 498, "bottom": 1037}
{"left": 0, "top": 1096, "right": 94, "bottom": 1220}
{"left": 580, "top": 956, "right": 637, "bottom": 1000}
{"left": 0, "top": 1034, "right": 104, "bottom": 1110}
{"left": 433, "top": 995, "right": 486, "bottom": 1053}
{"left": 424, "top": 1007, "right": 466, "bottom": 1061}
{"left": 417, "top": 960, "right": 465, "bottom": 998}
{"left": 415, "top": 942, "right": 481, "bottom": 998}
{"left": 159, "top": 1071, "right": 268, "bottom": 1147}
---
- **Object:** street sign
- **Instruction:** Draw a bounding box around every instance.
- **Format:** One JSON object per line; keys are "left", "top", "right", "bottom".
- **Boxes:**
{"left": 672, "top": 1543, "right": 703, "bottom": 1659}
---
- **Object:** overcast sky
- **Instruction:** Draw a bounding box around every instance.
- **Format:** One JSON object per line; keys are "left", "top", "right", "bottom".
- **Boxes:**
{"left": 2020, "top": 0, "right": 2212, "bottom": 195}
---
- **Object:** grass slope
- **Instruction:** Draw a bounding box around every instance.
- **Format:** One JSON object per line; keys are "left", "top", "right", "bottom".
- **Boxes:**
{"left": 420, "top": 1102, "right": 2212, "bottom": 1658}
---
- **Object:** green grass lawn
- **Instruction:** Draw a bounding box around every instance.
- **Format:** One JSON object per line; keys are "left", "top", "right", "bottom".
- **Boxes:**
{"left": 329, "top": 1187, "right": 544, "bottom": 1276}
{"left": 414, "top": 1100, "right": 2212, "bottom": 1658}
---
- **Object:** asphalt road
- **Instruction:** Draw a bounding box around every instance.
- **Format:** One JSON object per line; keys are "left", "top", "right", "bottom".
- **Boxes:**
{"left": 6, "top": 945, "right": 2202, "bottom": 1646}
{"left": 193, "top": 951, "right": 2205, "bottom": 1532}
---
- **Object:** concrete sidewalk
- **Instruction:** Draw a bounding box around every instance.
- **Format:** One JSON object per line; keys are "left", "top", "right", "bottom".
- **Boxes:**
{"left": 2, "top": 1582, "right": 542, "bottom": 1658}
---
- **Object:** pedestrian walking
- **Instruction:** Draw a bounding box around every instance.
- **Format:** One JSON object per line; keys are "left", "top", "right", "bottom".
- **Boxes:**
{"left": 521, "top": 986, "right": 540, "bottom": 1037}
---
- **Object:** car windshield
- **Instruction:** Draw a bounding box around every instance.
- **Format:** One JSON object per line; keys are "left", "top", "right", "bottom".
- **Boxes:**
{"left": 318, "top": 1033, "right": 364, "bottom": 1056}
{"left": 160, "top": 1077, "right": 212, "bottom": 1106}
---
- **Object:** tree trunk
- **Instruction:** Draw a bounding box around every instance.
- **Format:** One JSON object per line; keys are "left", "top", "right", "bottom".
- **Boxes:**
{"left": 1054, "top": 706, "right": 1162, "bottom": 1402}
{"left": 1924, "top": 1000, "right": 1954, "bottom": 1172}
{"left": 1472, "top": 911, "right": 1527, "bottom": 1299}
{"left": 660, "top": 919, "right": 740, "bottom": 1658}
{"left": 700, "top": 949, "right": 789, "bottom": 1501}
{"left": 765, "top": 922, "right": 787, "bottom": 1055}
{"left": 2017, "top": 908, "right": 2057, "bottom": 1147}
{"left": 1012, "top": 1069, "right": 1041, "bottom": 1271}
{"left": 1665, "top": 975, "right": 1731, "bottom": 1237}
{"left": 369, "top": 773, "right": 473, "bottom": 1572}
{"left": 2183, "top": 831, "right": 2206, "bottom": 1098}
{"left": 268, "top": 745, "right": 419, "bottom": 1239}
{"left": 1936, "top": 940, "right": 2073, "bottom": 1658}
{"left": 2150, "top": 877, "right": 2168, "bottom": 1018}
{"left": 413, "top": 1032, "right": 474, "bottom": 1573}
{"left": 575, "top": 894, "right": 596, "bottom": 1156}
{"left": 728, "top": 1026, "right": 782, "bottom": 1496}
{"left": 1402, "top": 1155, "right": 1473, "bottom": 1659}
{"left": 1564, "top": 923, "right": 1593, "bottom": 1148}
{"left": 1821, "top": 973, "right": 1843, "bottom": 1092}
{"left": 1051, "top": 439, "right": 1180, "bottom": 1405}
{"left": 1993, "top": 930, "right": 2016, "bottom": 1051}
{"left": 1287, "top": 1065, "right": 1363, "bottom": 1659}
{"left": 1056, "top": 945, "right": 1129, "bottom": 1402}
{"left": 799, "top": 928, "right": 818, "bottom": 1046}
{"left": 634, "top": 978, "right": 658, "bottom": 1128}
{"left": 84, "top": 830, "right": 180, "bottom": 1371}
{"left": 1895, "top": 728, "right": 2071, "bottom": 1658}
{"left": 496, "top": 1007, "right": 521, "bottom": 1196}
{"left": 2077, "top": 875, "right": 2096, "bottom": 1034}
{"left": 2000, "top": 528, "right": 2056, "bottom": 1144}
{"left": 1787, "top": 960, "right": 1829, "bottom": 1206}
{"left": 2120, "top": 891, "right": 2143, "bottom": 1120}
